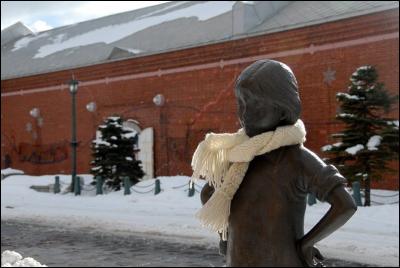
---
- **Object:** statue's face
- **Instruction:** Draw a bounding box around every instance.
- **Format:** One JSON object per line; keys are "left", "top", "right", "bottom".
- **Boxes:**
{"left": 236, "top": 86, "right": 282, "bottom": 137}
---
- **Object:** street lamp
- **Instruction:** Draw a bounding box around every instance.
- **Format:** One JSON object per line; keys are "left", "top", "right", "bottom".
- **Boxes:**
{"left": 29, "top": 108, "right": 43, "bottom": 141}
{"left": 153, "top": 94, "right": 165, "bottom": 107}
{"left": 153, "top": 93, "right": 169, "bottom": 175}
{"left": 69, "top": 78, "right": 79, "bottom": 192}
{"left": 86, "top": 101, "right": 97, "bottom": 112}
{"left": 30, "top": 107, "right": 40, "bottom": 118}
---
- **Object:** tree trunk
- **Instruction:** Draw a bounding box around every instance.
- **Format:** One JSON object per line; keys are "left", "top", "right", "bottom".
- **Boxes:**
{"left": 364, "top": 177, "right": 371, "bottom": 206}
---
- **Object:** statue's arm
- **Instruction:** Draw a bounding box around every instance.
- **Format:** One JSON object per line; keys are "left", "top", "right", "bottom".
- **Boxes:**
{"left": 200, "top": 183, "right": 228, "bottom": 256}
{"left": 298, "top": 185, "right": 357, "bottom": 266}
{"left": 297, "top": 147, "right": 357, "bottom": 266}
{"left": 200, "top": 182, "right": 214, "bottom": 205}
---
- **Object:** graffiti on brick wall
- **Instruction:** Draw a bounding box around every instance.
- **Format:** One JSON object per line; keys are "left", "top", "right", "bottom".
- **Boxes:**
{"left": 18, "top": 141, "right": 69, "bottom": 164}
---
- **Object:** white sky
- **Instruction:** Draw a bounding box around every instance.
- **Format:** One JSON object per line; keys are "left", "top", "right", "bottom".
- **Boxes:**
{"left": 1, "top": 1, "right": 169, "bottom": 32}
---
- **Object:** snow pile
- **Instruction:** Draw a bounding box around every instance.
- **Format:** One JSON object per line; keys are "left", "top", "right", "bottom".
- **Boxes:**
{"left": 1, "top": 250, "right": 46, "bottom": 267}
{"left": 1, "top": 168, "right": 24, "bottom": 176}
{"left": 367, "top": 135, "right": 382, "bottom": 151}
{"left": 345, "top": 144, "right": 364, "bottom": 155}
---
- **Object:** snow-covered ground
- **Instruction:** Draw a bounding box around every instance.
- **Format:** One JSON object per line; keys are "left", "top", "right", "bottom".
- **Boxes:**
{"left": 1, "top": 172, "right": 399, "bottom": 267}
{"left": 1, "top": 250, "right": 46, "bottom": 267}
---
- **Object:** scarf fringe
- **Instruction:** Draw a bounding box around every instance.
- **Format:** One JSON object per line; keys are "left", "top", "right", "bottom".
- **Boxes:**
{"left": 191, "top": 140, "right": 230, "bottom": 188}
{"left": 195, "top": 190, "right": 231, "bottom": 237}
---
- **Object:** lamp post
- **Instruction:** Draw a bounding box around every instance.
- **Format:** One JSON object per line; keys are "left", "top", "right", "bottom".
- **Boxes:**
{"left": 69, "top": 79, "right": 79, "bottom": 192}
{"left": 29, "top": 107, "right": 42, "bottom": 143}
{"left": 153, "top": 94, "right": 170, "bottom": 175}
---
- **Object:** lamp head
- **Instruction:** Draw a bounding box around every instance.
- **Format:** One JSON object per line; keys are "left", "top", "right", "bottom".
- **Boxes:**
{"left": 69, "top": 79, "right": 79, "bottom": 93}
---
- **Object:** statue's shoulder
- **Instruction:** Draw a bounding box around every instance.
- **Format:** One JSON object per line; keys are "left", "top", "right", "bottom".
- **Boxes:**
{"left": 254, "top": 144, "right": 304, "bottom": 168}
{"left": 297, "top": 145, "right": 326, "bottom": 166}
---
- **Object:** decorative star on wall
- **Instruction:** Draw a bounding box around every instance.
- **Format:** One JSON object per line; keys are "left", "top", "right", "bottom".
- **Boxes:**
{"left": 323, "top": 67, "right": 336, "bottom": 85}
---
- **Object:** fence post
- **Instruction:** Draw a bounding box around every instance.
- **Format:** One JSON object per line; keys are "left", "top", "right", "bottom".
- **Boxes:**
{"left": 188, "top": 180, "right": 195, "bottom": 197}
{"left": 96, "top": 176, "right": 103, "bottom": 195}
{"left": 124, "top": 176, "right": 131, "bottom": 195}
{"left": 54, "top": 176, "right": 61, "bottom": 194}
{"left": 74, "top": 176, "right": 81, "bottom": 196}
{"left": 352, "top": 181, "right": 362, "bottom": 206}
{"left": 307, "top": 193, "right": 316, "bottom": 206}
{"left": 154, "top": 179, "right": 161, "bottom": 195}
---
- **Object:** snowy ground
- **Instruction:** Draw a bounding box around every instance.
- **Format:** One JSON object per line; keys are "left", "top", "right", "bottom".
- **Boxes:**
{"left": 2, "top": 250, "right": 46, "bottom": 267}
{"left": 1, "top": 172, "right": 399, "bottom": 267}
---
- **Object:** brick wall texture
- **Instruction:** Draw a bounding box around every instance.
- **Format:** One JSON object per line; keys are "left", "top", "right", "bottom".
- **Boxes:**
{"left": 1, "top": 9, "right": 399, "bottom": 189}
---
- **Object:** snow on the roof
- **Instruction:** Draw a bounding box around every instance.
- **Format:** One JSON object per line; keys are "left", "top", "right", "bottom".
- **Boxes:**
{"left": 135, "top": 1, "right": 188, "bottom": 19}
{"left": 2, "top": 1, "right": 397, "bottom": 80}
{"left": 345, "top": 144, "right": 364, "bottom": 155}
{"left": 33, "top": 1, "right": 236, "bottom": 58}
{"left": 367, "top": 135, "right": 382, "bottom": 151}
{"left": 122, "top": 47, "right": 143, "bottom": 54}
{"left": 12, "top": 32, "right": 49, "bottom": 51}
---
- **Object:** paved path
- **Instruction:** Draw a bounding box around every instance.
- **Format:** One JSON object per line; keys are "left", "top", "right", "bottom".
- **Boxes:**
{"left": 1, "top": 220, "right": 372, "bottom": 267}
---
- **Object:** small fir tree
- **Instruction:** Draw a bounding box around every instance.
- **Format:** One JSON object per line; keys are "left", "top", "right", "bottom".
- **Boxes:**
{"left": 322, "top": 66, "right": 398, "bottom": 206}
{"left": 91, "top": 115, "right": 144, "bottom": 191}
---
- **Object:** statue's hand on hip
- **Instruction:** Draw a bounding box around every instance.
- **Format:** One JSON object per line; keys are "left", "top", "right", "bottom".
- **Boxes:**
{"left": 297, "top": 241, "right": 325, "bottom": 267}
{"left": 219, "top": 239, "right": 227, "bottom": 256}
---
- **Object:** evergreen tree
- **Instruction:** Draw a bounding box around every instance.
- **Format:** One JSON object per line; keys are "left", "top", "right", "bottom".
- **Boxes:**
{"left": 322, "top": 66, "right": 398, "bottom": 206}
{"left": 91, "top": 115, "right": 145, "bottom": 191}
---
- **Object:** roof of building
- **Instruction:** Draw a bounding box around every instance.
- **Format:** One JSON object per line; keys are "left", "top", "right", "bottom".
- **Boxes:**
{"left": 1, "top": 1, "right": 398, "bottom": 80}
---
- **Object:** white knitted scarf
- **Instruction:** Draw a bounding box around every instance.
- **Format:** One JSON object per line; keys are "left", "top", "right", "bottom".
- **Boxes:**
{"left": 191, "top": 119, "right": 306, "bottom": 240}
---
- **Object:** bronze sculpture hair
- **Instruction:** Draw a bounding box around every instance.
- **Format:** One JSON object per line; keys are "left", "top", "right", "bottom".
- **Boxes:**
{"left": 234, "top": 59, "right": 302, "bottom": 137}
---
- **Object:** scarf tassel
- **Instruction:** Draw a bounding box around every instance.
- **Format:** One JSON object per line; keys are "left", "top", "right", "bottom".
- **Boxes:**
{"left": 191, "top": 141, "right": 229, "bottom": 188}
{"left": 195, "top": 190, "right": 230, "bottom": 240}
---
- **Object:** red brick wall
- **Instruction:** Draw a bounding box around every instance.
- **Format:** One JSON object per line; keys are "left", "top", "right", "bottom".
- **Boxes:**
{"left": 1, "top": 9, "right": 399, "bottom": 189}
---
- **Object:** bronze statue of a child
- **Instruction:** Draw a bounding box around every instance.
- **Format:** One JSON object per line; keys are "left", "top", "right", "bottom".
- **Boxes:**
{"left": 195, "top": 59, "right": 357, "bottom": 267}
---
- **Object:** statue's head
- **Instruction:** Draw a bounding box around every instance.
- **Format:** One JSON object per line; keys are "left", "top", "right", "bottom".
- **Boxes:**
{"left": 234, "top": 60, "right": 301, "bottom": 137}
